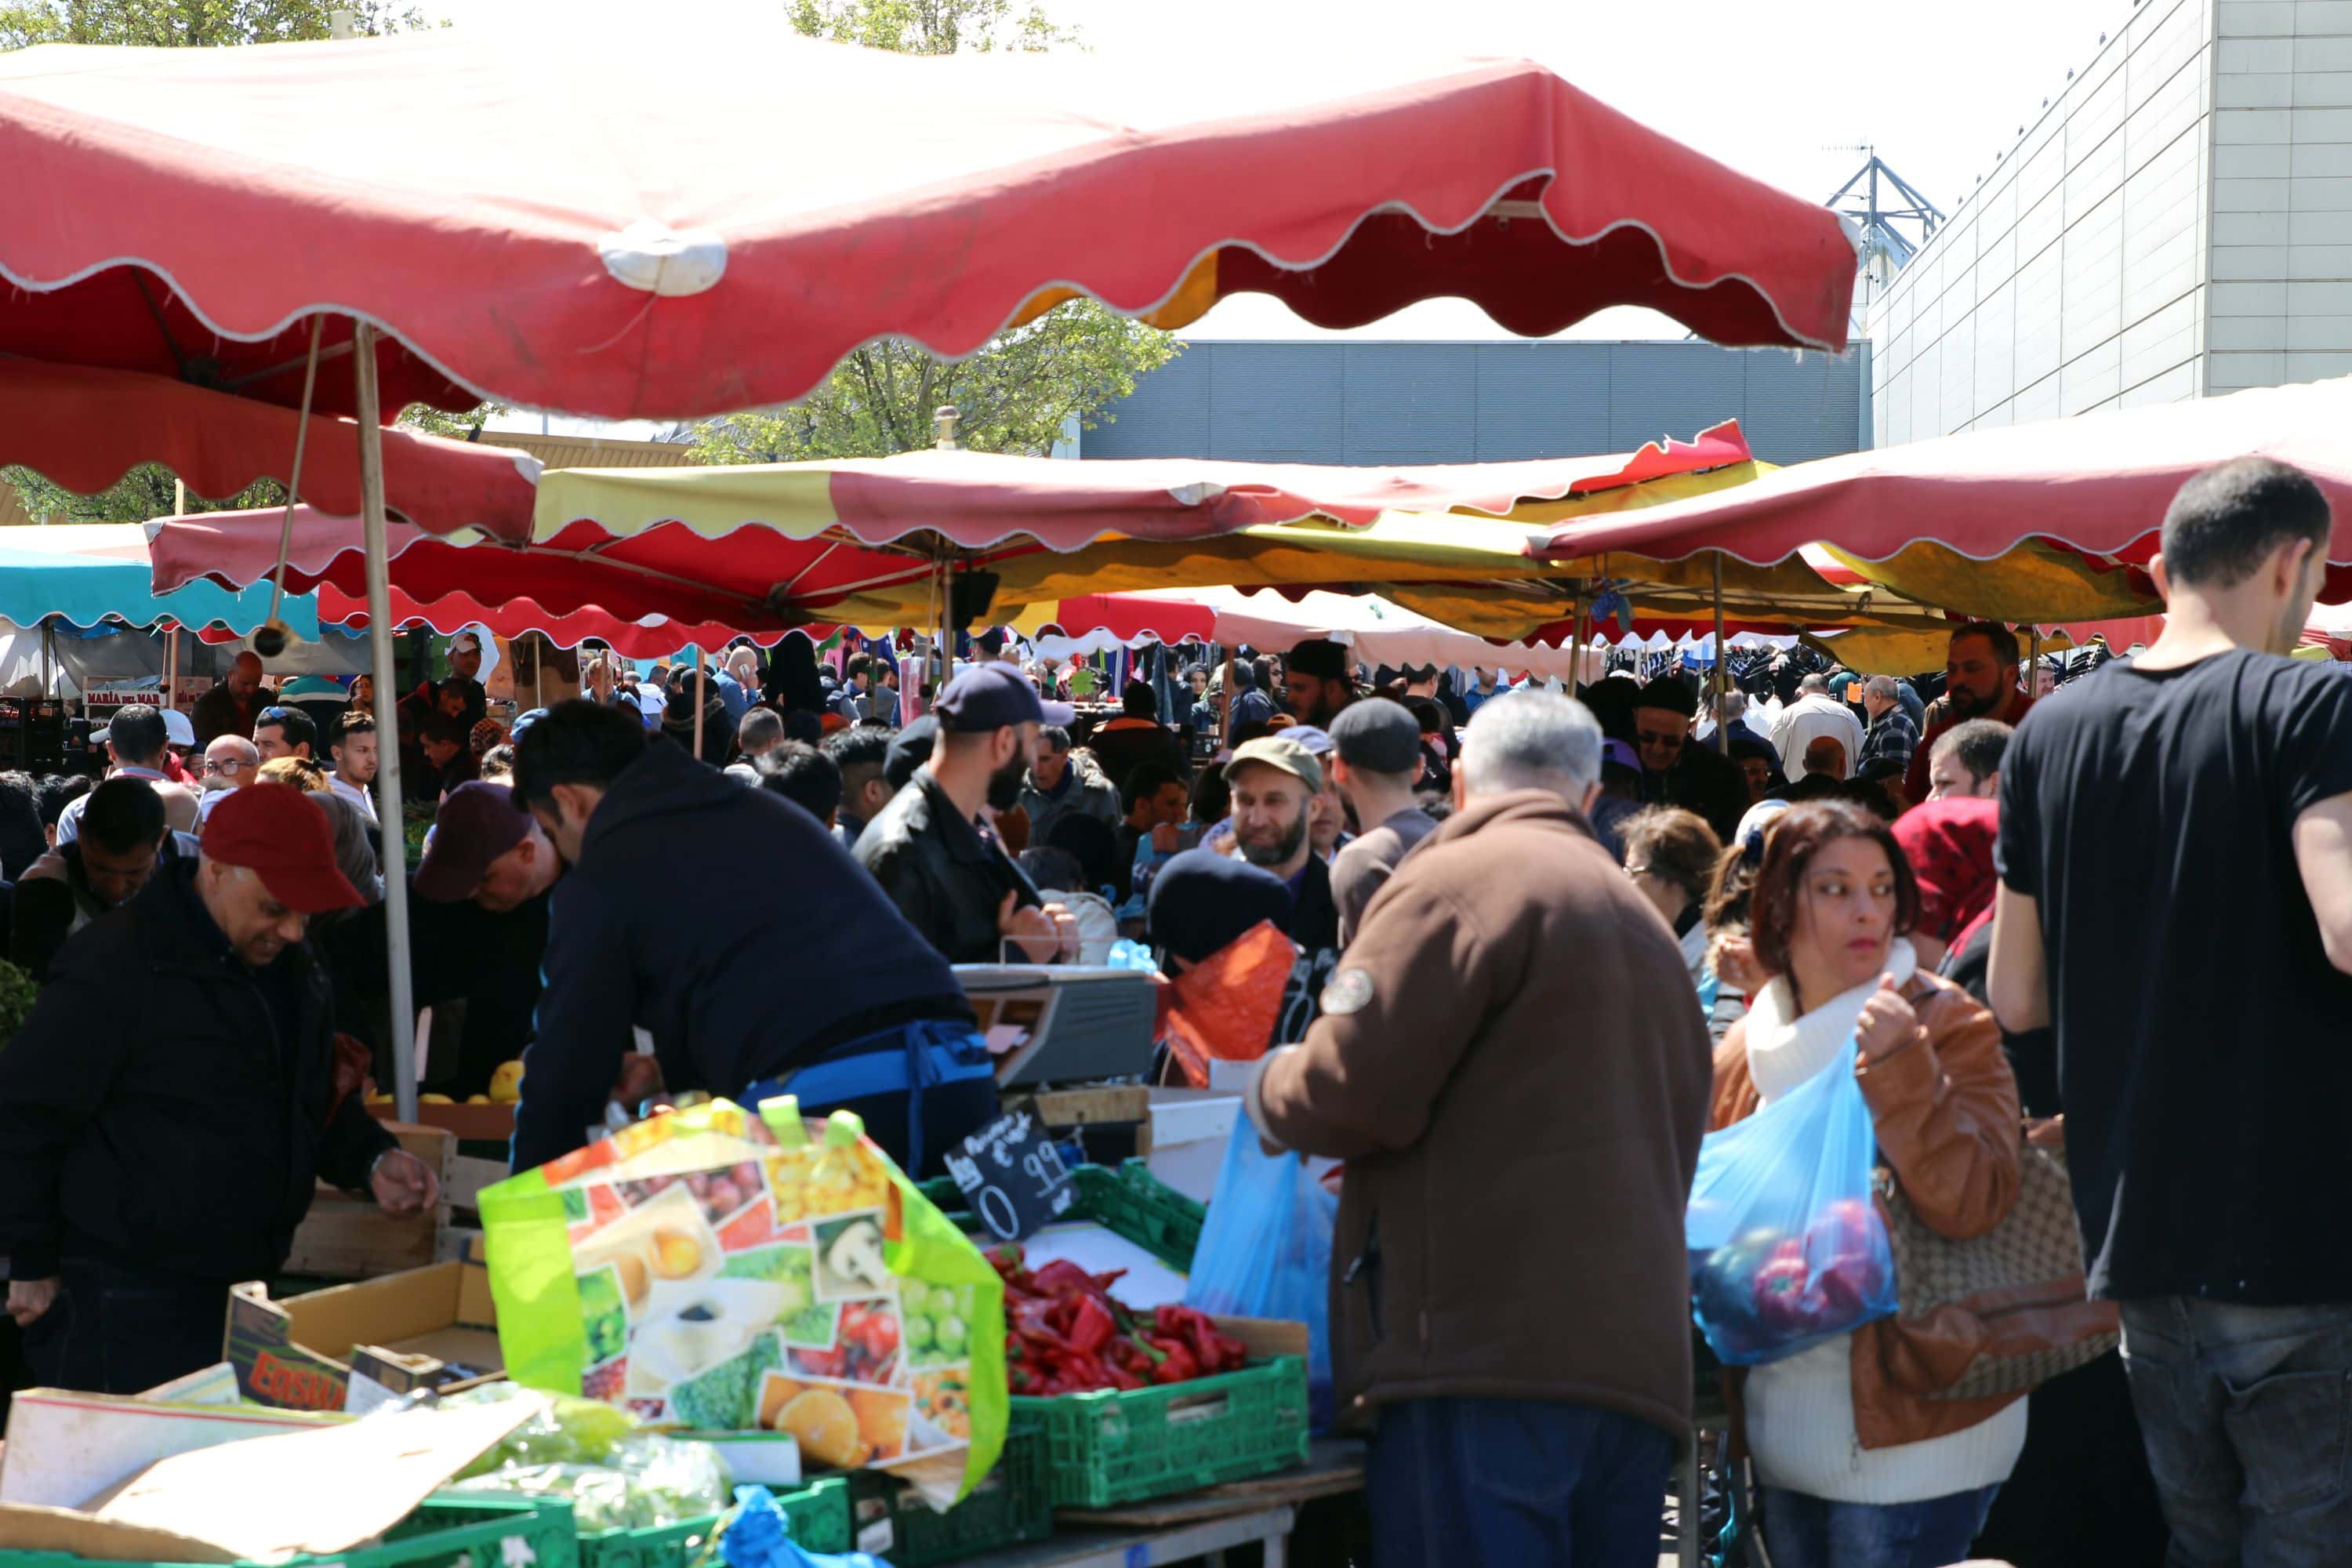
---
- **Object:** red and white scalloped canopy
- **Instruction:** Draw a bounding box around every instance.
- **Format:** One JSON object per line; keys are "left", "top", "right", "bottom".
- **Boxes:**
{"left": 0, "top": 20, "right": 1855, "bottom": 419}
{"left": 0, "top": 358, "right": 539, "bottom": 539}
{"left": 1530, "top": 376, "right": 2352, "bottom": 598}
{"left": 147, "top": 430, "right": 1758, "bottom": 629}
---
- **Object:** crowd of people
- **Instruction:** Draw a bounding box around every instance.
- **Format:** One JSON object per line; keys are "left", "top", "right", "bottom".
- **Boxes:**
{"left": 0, "top": 457, "right": 2344, "bottom": 1566}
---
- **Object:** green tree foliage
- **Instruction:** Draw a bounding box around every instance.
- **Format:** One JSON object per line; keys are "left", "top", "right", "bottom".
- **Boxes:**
{"left": 0, "top": 0, "right": 421, "bottom": 50}
{"left": 785, "top": 0, "right": 1074, "bottom": 53}
{"left": 691, "top": 310, "right": 1177, "bottom": 463}
{"left": 2, "top": 464, "right": 283, "bottom": 524}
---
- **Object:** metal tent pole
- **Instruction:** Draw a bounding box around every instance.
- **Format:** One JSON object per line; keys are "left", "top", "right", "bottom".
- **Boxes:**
{"left": 1570, "top": 591, "right": 1589, "bottom": 690}
{"left": 354, "top": 324, "right": 418, "bottom": 1122}
{"left": 691, "top": 644, "right": 707, "bottom": 760}
{"left": 1712, "top": 555, "right": 1729, "bottom": 754}
{"left": 167, "top": 481, "right": 185, "bottom": 713}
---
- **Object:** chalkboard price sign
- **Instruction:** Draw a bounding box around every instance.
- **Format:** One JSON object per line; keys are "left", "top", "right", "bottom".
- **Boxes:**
{"left": 942, "top": 1109, "right": 1074, "bottom": 1243}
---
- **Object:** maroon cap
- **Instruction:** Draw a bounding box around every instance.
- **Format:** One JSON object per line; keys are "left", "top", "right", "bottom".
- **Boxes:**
{"left": 416, "top": 781, "right": 532, "bottom": 902}
{"left": 201, "top": 784, "right": 364, "bottom": 913}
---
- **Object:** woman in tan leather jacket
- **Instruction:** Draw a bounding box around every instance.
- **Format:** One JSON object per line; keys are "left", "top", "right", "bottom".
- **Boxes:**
{"left": 1710, "top": 800, "right": 2027, "bottom": 1568}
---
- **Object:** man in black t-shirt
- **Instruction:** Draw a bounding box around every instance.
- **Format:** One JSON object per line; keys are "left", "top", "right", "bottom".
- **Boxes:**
{"left": 1991, "top": 456, "right": 2352, "bottom": 1562}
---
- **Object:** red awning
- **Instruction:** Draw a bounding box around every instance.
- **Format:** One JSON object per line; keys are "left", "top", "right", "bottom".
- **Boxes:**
{"left": 147, "top": 431, "right": 1758, "bottom": 630}
{"left": 312, "top": 586, "right": 797, "bottom": 660}
{"left": 0, "top": 24, "right": 1857, "bottom": 419}
{"left": 1530, "top": 377, "right": 2352, "bottom": 603}
{"left": 0, "top": 358, "right": 538, "bottom": 539}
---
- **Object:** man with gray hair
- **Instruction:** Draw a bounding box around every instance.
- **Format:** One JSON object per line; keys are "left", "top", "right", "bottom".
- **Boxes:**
{"left": 1245, "top": 690, "right": 1711, "bottom": 1562}
{"left": 1857, "top": 672, "right": 1921, "bottom": 785}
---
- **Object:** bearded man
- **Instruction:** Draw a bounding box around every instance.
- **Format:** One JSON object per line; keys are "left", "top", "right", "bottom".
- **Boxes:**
{"left": 1905, "top": 622, "right": 2036, "bottom": 804}
{"left": 1223, "top": 737, "right": 1339, "bottom": 951}
{"left": 854, "top": 663, "right": 1080, "bottom": 967}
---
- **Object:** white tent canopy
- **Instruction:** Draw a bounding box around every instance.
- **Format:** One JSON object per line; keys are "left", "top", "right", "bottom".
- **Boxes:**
{"left": 1033, "top": 587, "right": 1602, "bottom": 680}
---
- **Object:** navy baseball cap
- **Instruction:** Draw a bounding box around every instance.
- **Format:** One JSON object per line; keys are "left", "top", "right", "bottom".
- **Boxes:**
{"left": 933, "top": 662, "right": 1073, "bottom": 733}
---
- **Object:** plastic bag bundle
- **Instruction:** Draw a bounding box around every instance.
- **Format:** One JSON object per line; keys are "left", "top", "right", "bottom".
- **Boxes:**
{"left": 1182, "top": 1120, "right": 1337, "bottom": 1428}
{"left": 445, "top": 1385, "right": 733, "bottom": 1531}
{"left": 1683, "top": 1037, "right": 1896, "bottom": 1365}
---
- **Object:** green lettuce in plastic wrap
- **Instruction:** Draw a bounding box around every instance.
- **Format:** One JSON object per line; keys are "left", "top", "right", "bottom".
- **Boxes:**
{"left": 447, "top": 1389, "right": 731, "bottom": 1531}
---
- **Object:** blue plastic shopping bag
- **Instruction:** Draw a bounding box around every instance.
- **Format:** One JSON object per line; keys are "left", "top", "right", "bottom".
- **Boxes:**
{"left": 1684, "top": 1036, "right": 1896, "bottom": 1366}
{"left": 1184, "top": 1117, "right": 1338, "bottom": 1430}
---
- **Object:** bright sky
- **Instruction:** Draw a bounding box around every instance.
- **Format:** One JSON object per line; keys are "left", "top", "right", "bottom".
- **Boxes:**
{"left": 1038, "top": 0, "right": 2132, "bottom": 340}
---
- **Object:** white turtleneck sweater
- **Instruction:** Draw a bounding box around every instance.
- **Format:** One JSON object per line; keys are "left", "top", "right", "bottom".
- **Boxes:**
{"left": 1740, "top": 939, "right": 2027, "bottom": 1504}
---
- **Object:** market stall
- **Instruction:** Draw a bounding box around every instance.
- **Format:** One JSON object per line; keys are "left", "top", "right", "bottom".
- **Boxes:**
{"left": 149, "top": 430, "right": 1782, "bottom": 644}
{"left": 1, "top": 15, "right": 1866, "bottom": 1560}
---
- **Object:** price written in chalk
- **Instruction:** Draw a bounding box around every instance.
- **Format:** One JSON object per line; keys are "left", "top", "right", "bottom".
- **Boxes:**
{"left": 942, "top": 1109, "right": 1073, "bottom": 1243}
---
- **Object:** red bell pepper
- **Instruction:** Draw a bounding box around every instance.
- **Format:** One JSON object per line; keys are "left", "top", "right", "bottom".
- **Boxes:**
{"left": 1068, "top": 1294, "right": 1116, "bottom": 1355}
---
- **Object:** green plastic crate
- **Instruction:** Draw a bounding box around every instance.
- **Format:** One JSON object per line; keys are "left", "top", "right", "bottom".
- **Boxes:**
{"left": 844, "top": 1428, "right": 1050, "bottom": 1567}
{"left": 0, "top": 1496, "right": 583, "bottom": 1568}
{"left": 924, "top": 1160, "right": 1205, "bottom": 1272}
{"left": 572, "top": 1478, "right": 851, "bottom": 1568}
{"left": 1009, "top": 1355, "right": 1310, "bottom": 1508}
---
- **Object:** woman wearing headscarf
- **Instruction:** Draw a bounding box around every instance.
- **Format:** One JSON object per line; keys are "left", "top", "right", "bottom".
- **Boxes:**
{"left": 1896, "top": 799, "right": 2169, "bottom": 1568}
{"left": 1889, "top": 796, "right": 2000, "bottom": 974}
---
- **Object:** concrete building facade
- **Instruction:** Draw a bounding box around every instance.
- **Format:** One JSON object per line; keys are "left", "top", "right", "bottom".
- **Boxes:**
{"left": 1868, "top": 0, "right": 2352, "bottom": 443}
{"left": 1080, "top": 339, "right": 1869, "bottom": 468}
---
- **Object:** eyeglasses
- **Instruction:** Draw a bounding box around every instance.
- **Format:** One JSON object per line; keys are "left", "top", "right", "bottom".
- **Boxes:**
{"left": 1635, "top": 729, "right": 1686, "bottom": 750}
{"left": 202, "top": 758, "right": 250, "bottom": 776}
{"left": 1624, "top": 862, "right": 1653, "bottom": 878}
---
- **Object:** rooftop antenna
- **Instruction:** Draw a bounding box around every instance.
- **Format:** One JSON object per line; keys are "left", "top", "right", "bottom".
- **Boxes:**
{"left": 1821, "top": 144, "right": 1947, "bottom": 334}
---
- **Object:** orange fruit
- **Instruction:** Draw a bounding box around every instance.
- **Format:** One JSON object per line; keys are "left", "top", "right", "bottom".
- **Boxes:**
{"left": 779, "top": 1390, "right": 865, "bottom": 1468}
{"left": 758, "top": 1371, "right": 804, "bottom": 1429}
{"left": 849, "top": 1388, "right": 908, "bottom": 1459}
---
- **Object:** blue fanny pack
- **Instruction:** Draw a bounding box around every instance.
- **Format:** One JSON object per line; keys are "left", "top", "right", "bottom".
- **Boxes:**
{"left": 742, "top": 1018, "right": 993, "bottom": 1172}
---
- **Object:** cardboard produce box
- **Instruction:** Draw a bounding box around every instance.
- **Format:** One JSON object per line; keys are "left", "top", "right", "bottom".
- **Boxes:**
{"left": 283, "top": 1123, "right": 453, "bottom": 1281}
{"left": 370, "top": 1099, "right": 515, "bottom": 1142}
{"left": 0, "top": 1393, "right": 546, "bottom": 1565}
{"left": 228, "top": 1243, "right": 499, "bottom": 1413}
{"left": 0, "top": 1378, "right": 342, "bottom": 1511}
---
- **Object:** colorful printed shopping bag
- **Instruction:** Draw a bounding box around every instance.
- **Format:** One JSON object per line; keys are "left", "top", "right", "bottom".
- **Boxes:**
{"left": 479, "top": 1098, "right": 1005, "bottom": 1508}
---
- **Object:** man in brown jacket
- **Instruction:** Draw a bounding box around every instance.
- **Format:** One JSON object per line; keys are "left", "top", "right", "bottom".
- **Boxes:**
{"left": 1247, "top": 689, "right": 1713, "bottom": 1567}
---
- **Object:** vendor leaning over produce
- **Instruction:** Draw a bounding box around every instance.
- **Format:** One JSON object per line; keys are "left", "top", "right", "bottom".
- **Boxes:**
{"left": 1244, "top": 690, "right": 1712, "bottom": 1568}
{"left": 509, "top": 700, "right": 993, "bottom": 1179}
{"left": 0, "top": 784, "right": 441, "bottom": 1394}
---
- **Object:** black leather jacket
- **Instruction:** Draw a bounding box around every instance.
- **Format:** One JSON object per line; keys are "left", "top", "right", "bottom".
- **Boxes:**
{"left": 0, "top": 857, "right": 391, "bottom": 1283}
{"left": 853, "top": 772, "right": 1040, "bottom": 964}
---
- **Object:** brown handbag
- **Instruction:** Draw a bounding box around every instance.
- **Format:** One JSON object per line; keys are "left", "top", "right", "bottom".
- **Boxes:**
{"left": 1875, "top": 1139, "right": 2121, "bottom": 1401}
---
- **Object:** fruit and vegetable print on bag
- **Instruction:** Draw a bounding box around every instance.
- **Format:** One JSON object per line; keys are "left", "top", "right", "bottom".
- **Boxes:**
{"left": 478, "top": 1097, "right": 1005, "bottom": 1511}
{"left": 1685, "top": 1035, "right": 1898, "bottom": 1365}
